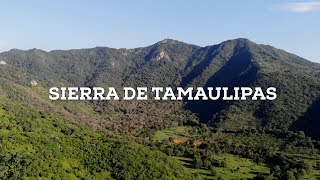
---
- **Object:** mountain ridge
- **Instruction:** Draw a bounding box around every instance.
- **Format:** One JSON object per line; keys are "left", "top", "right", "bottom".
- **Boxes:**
{"left": 1, "top": 38, "right": 320, "bottom": 179}
{"left": 1, "top": 38, "right": 317, "bottom": 63}
{"left": 1, "top": 38, "right": 320, "bottom": 139}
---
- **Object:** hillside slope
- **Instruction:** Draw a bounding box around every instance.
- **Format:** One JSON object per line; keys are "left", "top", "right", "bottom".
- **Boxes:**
{"left": 1, "top": 38, "right": 320, "bottom": 138}
{"left": 0, "top": 79, "right": 198, "bottom": 179}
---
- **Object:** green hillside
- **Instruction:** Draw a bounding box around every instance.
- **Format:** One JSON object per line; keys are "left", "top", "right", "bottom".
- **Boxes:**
{"left": 1, "top": 38, "right": 320, "bottom": 179}
{"left": 1, "top": 39, "right": 320, "bottom": 138}
{"left": 0, "top": 84, "right": 197, "bottom": 179}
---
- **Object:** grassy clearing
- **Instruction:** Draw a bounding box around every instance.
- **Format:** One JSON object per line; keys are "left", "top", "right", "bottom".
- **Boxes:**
{"left": 153, "top": 126, "right": 192, "bottom": 141}
{"left": 211, "top": 154, "right": 269, "bottom": 179}
{"left": 174, "top": 157, "right": 214, "bottom": 179}
{"left": 286, "top": 154, "right": 320, "bottom": 179}
{"left": 175, "top": 154, "right": 269, "bottom": 179}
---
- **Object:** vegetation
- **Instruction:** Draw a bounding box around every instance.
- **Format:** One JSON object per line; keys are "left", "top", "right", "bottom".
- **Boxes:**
{"left": 1, "top": 38, "right": 320, "bottom": 179}
{"left": 153, "top": 126, "right": 320, "bottom": 179}
{"left": 0, "top": 98, "right": 197, "bottom": 179}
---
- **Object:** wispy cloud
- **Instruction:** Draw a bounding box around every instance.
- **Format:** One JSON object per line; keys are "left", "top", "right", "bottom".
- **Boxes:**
{"left": 0, "top": 41, "right": 8, "bottom": 49}
{"left": 0, "top": 41, "right": 8, "bottom": 48}
{"left": 277, "top": 1, "right": 320, "bottom": 13}
{"left": 0, "top": 41, "right": 9, "bottom": 52}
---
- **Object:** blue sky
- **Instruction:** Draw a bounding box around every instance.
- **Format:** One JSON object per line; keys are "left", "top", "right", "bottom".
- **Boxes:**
{"left": 0, "top": 0, "right": 319, "bottom": 62}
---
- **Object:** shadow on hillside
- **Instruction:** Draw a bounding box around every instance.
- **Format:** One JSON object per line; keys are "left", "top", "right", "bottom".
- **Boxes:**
{"left": 181, "top": 45, "right": 219, "bottom": 87}
{"left": 293, "top": 98, "right": 320, "bottom": 140}
{"left": 179, "top": 159, "right": 194, "bottom": 168}
{"left": 184, "top": 50, "right": 258, "bottom": 124}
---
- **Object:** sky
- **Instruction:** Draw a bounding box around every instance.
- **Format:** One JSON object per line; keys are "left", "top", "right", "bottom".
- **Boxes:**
{"left": 0, "top": 0, "right": 319, "bottom": 62}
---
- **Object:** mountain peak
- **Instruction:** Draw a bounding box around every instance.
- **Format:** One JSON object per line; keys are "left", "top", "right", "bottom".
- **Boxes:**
{"left": 154, "top": 39, "right": 198, "bottom": 48}
{"left": 220, "top": 38, "right": 254, "bottom": 46}
{"left": 158, "top": 38, "right": 181, "bottom": 44}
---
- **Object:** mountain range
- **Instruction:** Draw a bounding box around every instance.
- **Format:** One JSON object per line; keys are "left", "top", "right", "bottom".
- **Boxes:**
{"left": 1, "top": 38, "right": 320, "bottom": 179}
{"left": 1, "top": 38, "right": 319, "bottom": 138}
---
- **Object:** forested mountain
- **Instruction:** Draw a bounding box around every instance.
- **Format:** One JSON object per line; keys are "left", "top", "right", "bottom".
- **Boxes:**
{"left": 1, "top": 38, "right": 320, "bottom": 179}
{"left": 1, "top": 38, "right": 319, "bottom": 138}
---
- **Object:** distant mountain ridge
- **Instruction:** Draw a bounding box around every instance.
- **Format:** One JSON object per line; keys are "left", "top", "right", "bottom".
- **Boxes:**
{"left": 1, "top": 38, "right": 320, "bottom": 138}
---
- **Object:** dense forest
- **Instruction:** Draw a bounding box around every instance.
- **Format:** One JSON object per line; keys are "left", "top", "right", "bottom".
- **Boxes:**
{"left": 0, "top": 38, "right": 320, "bottom": 179}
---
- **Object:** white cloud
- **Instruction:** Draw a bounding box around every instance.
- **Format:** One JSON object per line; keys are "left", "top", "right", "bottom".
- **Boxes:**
{"left": 277, "top": 2, "right": 320, "bottom": 13}
{"left": 0, "top": 41, "right": 7, "bottom": 48}
{"left": 0, "top": 41, "right": 9, "bottom": 52}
